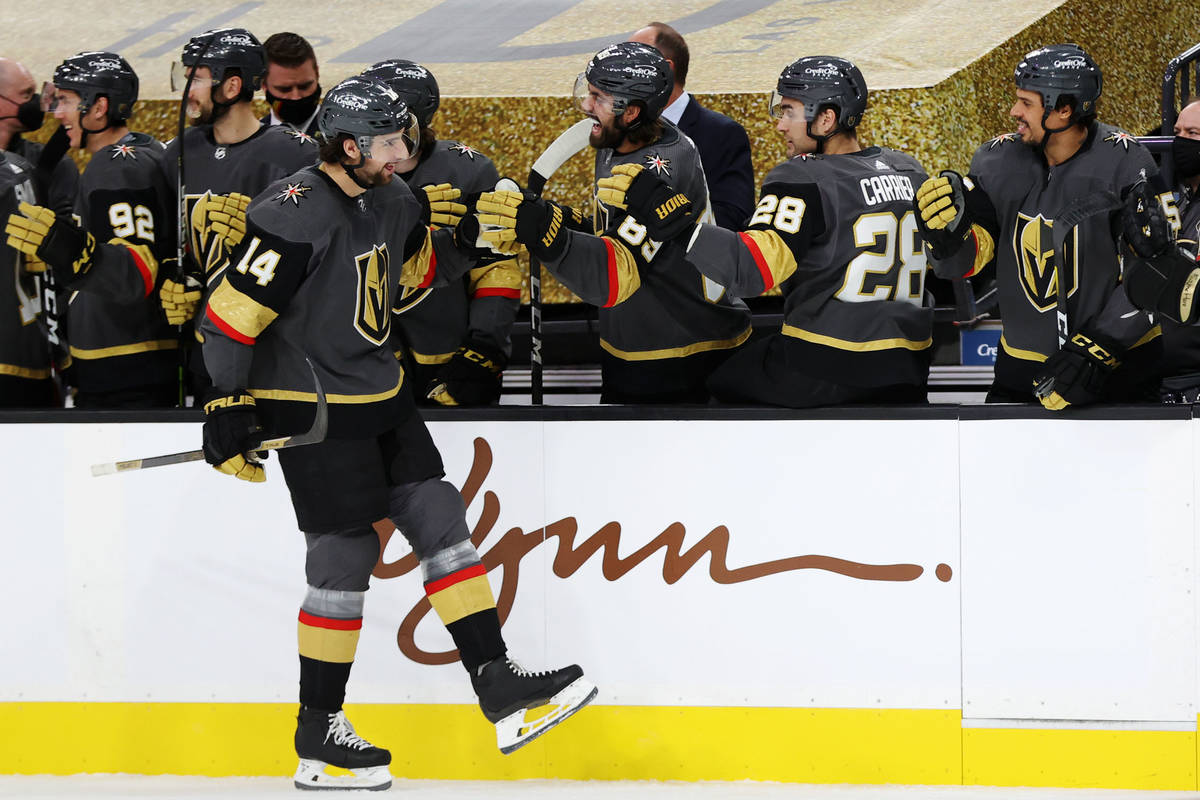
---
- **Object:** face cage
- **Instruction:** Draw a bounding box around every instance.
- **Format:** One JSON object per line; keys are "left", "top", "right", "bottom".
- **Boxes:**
{"left": 355, "top": 113, "right": 420, "bottom": 162}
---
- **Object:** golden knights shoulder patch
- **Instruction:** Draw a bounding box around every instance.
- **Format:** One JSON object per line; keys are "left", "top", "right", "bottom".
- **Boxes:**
{"left": 1103, "top": 130, "right": 1137, "bottom": 151}
{"left": 354, "top": 244, "right": 391, "bottom": 345}
{"left": 274, "top": 183, "right": 312, "bottom": 206}
{"left": 987, "top": 133, "right": 1020, "bottom": 149}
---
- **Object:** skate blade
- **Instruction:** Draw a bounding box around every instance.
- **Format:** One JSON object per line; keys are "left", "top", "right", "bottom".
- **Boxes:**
{"left": 294, "top": 759, "right": 392, "bottom": 791}
{"left": 496, "top": 676, "right": 598, "bottom": 755}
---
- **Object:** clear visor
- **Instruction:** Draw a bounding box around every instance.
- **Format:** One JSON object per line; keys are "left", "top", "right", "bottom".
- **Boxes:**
{"left": 358, "top": 113, "right": 420, "bottom": 162}
{"left": 169, "top": 61, "right": 221, "bottom": 93}
{"left": 572, "top": 73, "right": 619, "bottom": 117}
{"left": 768, "top": 91, "right": 805, "bottom": 120}
{"left": 40, "top": 82, "right": 59, "bottom": 112}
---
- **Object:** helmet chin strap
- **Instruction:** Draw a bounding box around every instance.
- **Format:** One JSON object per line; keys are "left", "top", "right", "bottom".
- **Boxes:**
{"left": 342, "top": 142, "right": 373, "bottom": 190}
{"left": 76, "top": 106, "right": 116, "bottom": 148}
{"left": 806, "top": 119, "right": 840, "bottom": 154}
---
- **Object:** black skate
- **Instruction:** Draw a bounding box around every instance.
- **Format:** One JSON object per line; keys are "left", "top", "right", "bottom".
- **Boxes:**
{"left": 471, "top": 657, "right": 597, "bottom": 754}
{"left": 293, "top": 707, "right": 392, "bottom": 791}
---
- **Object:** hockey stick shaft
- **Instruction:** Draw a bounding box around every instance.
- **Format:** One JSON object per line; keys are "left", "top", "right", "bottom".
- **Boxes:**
{"left": 1051, "top": 190, "right": 1120, "bottom": 347}
{"left": 91, "top": 360, "right": 328, "bottom": 477}
{"left": 525, "top": 119, "right": 593, "bottom": 405}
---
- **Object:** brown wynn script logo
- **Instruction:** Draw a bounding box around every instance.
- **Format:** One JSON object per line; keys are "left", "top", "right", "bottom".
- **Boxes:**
{"left": 373, "top": 438, "right": 953, "bottom": 665}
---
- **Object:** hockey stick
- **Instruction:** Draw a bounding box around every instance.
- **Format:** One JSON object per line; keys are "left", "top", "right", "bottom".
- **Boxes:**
{"left": 524, "top": 119, "right": 593, "bottom": 405}
{"left": 90, "top": 362, "right": 328, "bottom": 477}
{"left": 1050, "top": 190, "right": 1121, "bottom": 347}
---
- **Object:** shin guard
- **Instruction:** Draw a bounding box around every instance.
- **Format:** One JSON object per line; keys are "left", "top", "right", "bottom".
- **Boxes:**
{"left": 422, "top": 541, "right": 505, "bottom": 671}
{"left": 298, "top": 587, "right": 365, "bottom": 711}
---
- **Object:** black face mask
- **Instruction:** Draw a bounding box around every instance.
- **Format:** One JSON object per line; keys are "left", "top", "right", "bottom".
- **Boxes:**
{"left": 267, "top": 85, "right": 321, "bottom": 126}
{"left": 0, "top": 93, "right": 45, "bottom": 131}
{"left": 1173, "top": 135, "right": 1200, "bottom": 181}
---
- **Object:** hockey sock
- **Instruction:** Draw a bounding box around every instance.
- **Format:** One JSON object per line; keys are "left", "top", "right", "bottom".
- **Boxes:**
{"left": 298, "top": 587, "right": 365, "bottom": 710}
{"left": 422, "top": 542, "right": 505, "bottom": 671}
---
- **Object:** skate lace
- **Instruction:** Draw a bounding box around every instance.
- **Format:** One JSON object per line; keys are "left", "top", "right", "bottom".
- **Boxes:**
{"left": 505, "top": 657, "right": 552, "bottom": 678}
{"left": 324, "top": 711, "right": 373, "bottom": 751}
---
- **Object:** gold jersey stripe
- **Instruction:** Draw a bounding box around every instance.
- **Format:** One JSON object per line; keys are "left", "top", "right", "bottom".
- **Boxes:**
{"left": 297, "top": 621, "right": 361, "bottom": 664}
{"left": 69, "top": 339, "right": 179, "bottom": 359}
{"left": 600, "top": 326, "right": 752, "bottom": 361}
{"left": 604, "top": 238, "right": 642, "bottom": 307}
{"left": 782, "top": 324, "right": 932, "bottom": 352}
{"left": 999, "top": 334, "right": 1048, "bottom": 362}
{"left": 400, "top": 231, "right": 435, "bottom": 287}
{"left": 250, "top": 372, "right": 405, "bottom": 404}
{"left": 428, "top": 574, "right": 497, "bottom": 625}
{"left": 1130, "top": 325, "right": 1162, "bottom": 348}
{"left": 742, "top": 229, "right": 799, "bottom": 288}
{"left": 207, "top": 280, "right": 278, "bottom": 340}
{"left": 0, "top": 363, "right": 51, "bottom": 379}
{"left": 469, "top": 259, "right": 521, "bottom": 292}
{"left": 411, "top": 351, "right": 454, "bottom": 365}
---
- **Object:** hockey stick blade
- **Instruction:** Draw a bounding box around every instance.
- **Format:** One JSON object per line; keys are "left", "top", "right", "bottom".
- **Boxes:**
{"left": 528, "top": 119, "right": 594, "bottom": 196}
{"left": 90, "top": 361, "right": 328, "bottom": 477}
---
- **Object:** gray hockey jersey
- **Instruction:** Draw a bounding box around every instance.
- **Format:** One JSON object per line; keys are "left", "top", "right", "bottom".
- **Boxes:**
{"left": 66, "top": 133, "right": 177, "bottom": 393}
{"left": 199, "top": 164, "right": 480, "bottom": 438}
{"left": 393, "top": 140, "right": 520, "bottom": 366}
{"left": 541, "top": 122, "right": 751, "bottom": 396}
{"left": 1158, "top": 189, "right": 1200, "bottom": 378}
{"left": 0, "top": 151, "right": 57, "bottom": 387}
{"left": 162, "top": 123, "right": 318, "bottom": 284}
{"left": 688, "top": 146, "right": 933, "bottom": 387}
{"left": 930, "top": 123, "right": 1163, "bottom": 394}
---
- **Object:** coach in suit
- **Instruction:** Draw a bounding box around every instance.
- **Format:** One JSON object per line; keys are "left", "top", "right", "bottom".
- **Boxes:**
{"left": 630, "top": 22, "right": 755, "bottom": 230}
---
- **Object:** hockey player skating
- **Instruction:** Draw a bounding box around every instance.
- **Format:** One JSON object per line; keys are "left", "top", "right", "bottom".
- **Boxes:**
{"left": 915, "top": 43, "right": 1173, "bottom": 409}
{"left": 198, "top": 76, "right": 595, "bottom": 790}
{"left": 159, "top": 28, "right": 318, "bottom": 386}
{"left": 362, "top": 59, "right": 520, "bottom": 406}
{"left": 477, "top": 42, "right": 751, "bottom": 403}
{"left": 579, "top": 56, "right": 933, "bottom": 406}
{"left": 6, "top": 52, "right": 178, "bottom": 408}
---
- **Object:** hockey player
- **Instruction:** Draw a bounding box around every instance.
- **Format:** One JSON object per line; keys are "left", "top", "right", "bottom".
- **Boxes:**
{"left": 6, "top": 52, "right": 177, "bottom": 408}
{"left": 362, "top": 59, "right": 520, "bottom": 406}
{"left": 477, "top": 42, "right": 751, "bottom": 403}
{"left": 0, "top": 149, "right": 59, "bottom": 407}
{"left": 198, "top": 76, "right": 595, "bottom": 790}
{"left": 578, "top": 56, "right": 933, "bottom": 406}
{"left": 915, "top": 44, "right": 1170, "bottom": 409}
{"left": 0, "top": 56, "right": 79, "bottom": 216}
{"left": 1120, "top": 97, "right": 1200, "bottom": 399}
{"left": 158, "top": 28, "right": 318, "bottom": 364}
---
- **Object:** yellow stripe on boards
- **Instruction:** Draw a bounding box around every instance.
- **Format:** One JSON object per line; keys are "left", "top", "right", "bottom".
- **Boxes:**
{"left": 963, "top": 725, "right": 1196, "bottom": 791}
{"left": 0, "top": 703, "right": 1194, "bottom": 789}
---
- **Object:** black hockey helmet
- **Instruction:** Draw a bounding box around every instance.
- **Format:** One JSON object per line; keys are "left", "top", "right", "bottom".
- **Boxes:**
{"left": 317, "top": 76, "right": 419, "bottom": 160}
{"left": 361, "top": 60, "right": 440, "bottom": 129}
{"left": 771, "top": 55, "right": 867, "bottom": 130}
{"left": 179, "top": 28, "right": 267, "bottom": 92}
{"left": 574, "top": 42, "right": 673, "bottom": 127}
{"left": 51, "top": 51, "right": 138, "bottom": 124}
{"left": 1013, "top": 44, "right": 1101, "bottom": 126}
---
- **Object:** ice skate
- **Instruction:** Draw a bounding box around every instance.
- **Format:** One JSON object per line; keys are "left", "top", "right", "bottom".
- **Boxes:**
{"left": 471, "top": 657, "right": 597, "bottom": 754}
{"left": 293, "top": 707, "right": 392, "bottom": 791}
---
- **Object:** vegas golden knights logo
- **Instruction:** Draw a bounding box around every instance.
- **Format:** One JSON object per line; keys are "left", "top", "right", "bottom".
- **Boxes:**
{"left": 354, "top": 245, "right": 391, "bottom": 345}
{"left": 392, "top": 284, "right": 434, "bottom": 315}
{"left": 186, "top": 192, "right": 234, "bottom": 278}
{"left": 1013, "top": 212, "right": 1078, "bottom": 312}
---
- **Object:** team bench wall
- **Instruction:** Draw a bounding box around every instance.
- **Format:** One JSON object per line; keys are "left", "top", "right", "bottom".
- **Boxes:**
{"left": 0, "top": 406, "right": 1196, "bottom": 789}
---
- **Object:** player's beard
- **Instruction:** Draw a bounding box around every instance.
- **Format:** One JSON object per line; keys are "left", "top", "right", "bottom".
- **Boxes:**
{"left": 589, "top": 116, "right": 625, "bottom": 150}
{"left": 188, "top": 98, "right": 230, "bottom": 127}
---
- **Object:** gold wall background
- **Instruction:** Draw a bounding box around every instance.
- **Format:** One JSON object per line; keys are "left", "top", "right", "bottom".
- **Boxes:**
{"left": 34, "top": 0, "right": 1200, "bottom": 303}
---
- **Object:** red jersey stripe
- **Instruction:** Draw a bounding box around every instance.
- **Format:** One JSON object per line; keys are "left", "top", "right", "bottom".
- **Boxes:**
{"left": 424, "top": 563, "right": 487, "bottom": 596}
{"left": 739, "top": 232, "right": 774, "bottom": 292}
{"left": 208, "top": 308, "right": 256, "bottom": 345}
{"left": 298, "top": 610, "right": 363, "bottom": 631}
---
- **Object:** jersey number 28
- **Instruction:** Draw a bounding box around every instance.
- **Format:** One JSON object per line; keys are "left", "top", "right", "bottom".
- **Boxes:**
{"left": 835, "top": 211, "right": 926, "bottom": 306}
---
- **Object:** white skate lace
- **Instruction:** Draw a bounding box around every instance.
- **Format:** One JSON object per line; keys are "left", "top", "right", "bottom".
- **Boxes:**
{"left": 505, "top": 658, "right": 553, "bottom": 678}
{"left": 324, "top": 711, "right": 373, "bottom": 751}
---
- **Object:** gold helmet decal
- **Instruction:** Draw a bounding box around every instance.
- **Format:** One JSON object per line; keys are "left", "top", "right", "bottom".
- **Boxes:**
{"left": 354, "top": 244, "right": 391, "bottom": 345}
{"left": 1013, "top": 212, "right": 1077, "bottom": 312}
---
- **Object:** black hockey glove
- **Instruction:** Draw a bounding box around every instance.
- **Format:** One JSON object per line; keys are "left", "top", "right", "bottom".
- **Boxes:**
{"left": 5, "top": 201, "right": 96, "bottom": 285}
{"left": 477, "top": 189, "right": 573, "bottom": 262}
{"left": 426, "top": 340, "right": 507, "bottom": 406}
{"left": 202, "top": 391, "right": 266, "bottom": 482}
{"left": 1124, "top": 247, "right": 1200, "bottom": 324}
{"left": 1119, "top": 180, "right": 1172, "bottom": 258}
{"left": 1032, "top": 331, "right": 1122, "bottom": 411}
{"left": 597, "top": 163, "right": 699, "bottom": 243}
{"left": 914, "top": 171, "right": 974, "bottom": 259}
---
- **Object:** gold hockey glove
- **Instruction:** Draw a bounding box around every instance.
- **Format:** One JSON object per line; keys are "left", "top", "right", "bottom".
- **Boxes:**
{"left": 421, "top": 183, "right": 468, "bottom": 228}
{"left": 191, "top": 192, "right": 250, "bottom": 267}
{"left": 1120, "top": 180, "right": 1172, "bottom": 258}
{"left": 160, "top": 272, "right": 204, "bottom": 325}
{"left": 202, "top": 391, "right": 266, "bottom": 483}
{"left": 6, "top": 202, "right": 96, "bottom": 284}
{"left": 915, "top": 171, "right": 975, "bottom": 258}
